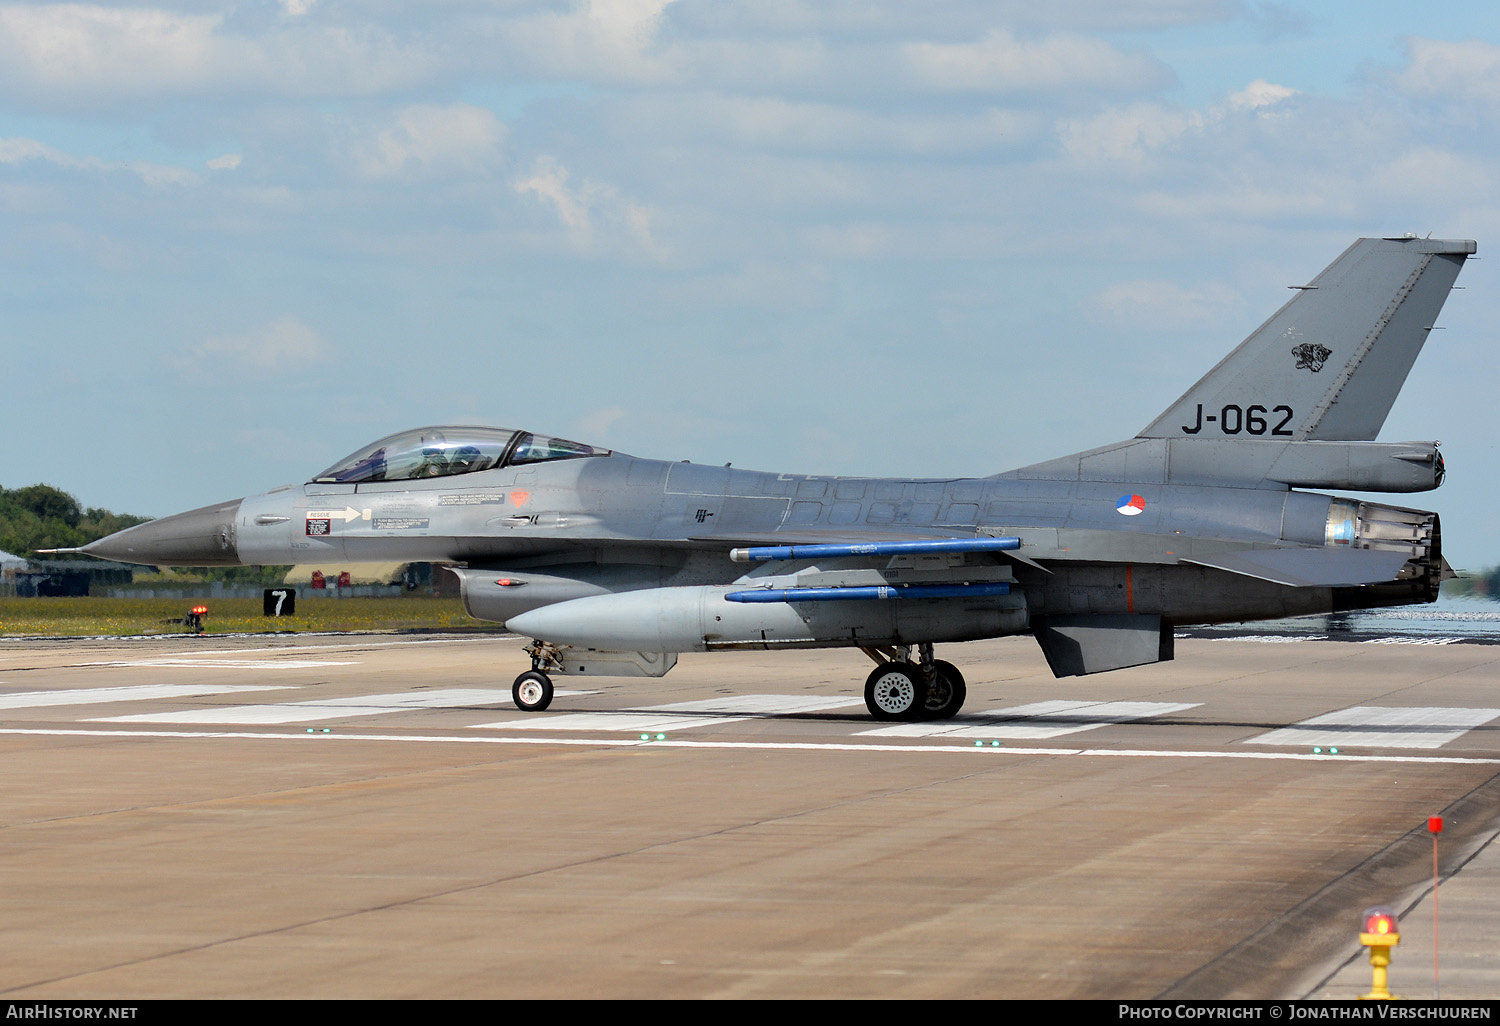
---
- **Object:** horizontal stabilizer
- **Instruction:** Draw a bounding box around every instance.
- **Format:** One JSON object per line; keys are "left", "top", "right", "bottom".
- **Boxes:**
{"left": 1032, "top": 615, "right": 1173, "bottom": 677}
{"left": 1182, "top": 547, "right": 1411, "bottom": 588}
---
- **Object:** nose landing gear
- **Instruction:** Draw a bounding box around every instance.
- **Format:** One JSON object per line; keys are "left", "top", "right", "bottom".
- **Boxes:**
{"left": 512, "top": 670, "right": 554, "bottom": 712}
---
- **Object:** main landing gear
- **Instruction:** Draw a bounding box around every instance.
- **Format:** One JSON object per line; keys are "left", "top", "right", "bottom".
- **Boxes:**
{"left": 508, "top": 639, "right": 968, "bottom": 722}
{"left": 859, "top": 643, "right": 966, "bottom": 721}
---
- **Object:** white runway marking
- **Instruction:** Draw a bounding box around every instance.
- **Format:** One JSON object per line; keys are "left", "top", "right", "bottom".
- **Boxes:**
{"left": 1360, "top": 637, "right": 1463, "bottom": 646}
{"left": 77, "top": 659, "right": 357, "bottom": 669}
{"left": 478, "top": 694, "right": 863, "bottom": 733}
{"left": 860, "top": 700, "right": 1200, "bottom": 739}
{"left": 1246, "top": 706, "right": 1500, "bottom": 749}
{"left": 1196, "top": 635, "right": 1328, "bottom": 643}
{"left": 91, "top": 687, "right": 566, "bottom": 726}
{"left": 5, "top": 726, "right": 1500, "bottom": 768}
{"left": 0, "top": 684, "right": 296, "bottom": 710}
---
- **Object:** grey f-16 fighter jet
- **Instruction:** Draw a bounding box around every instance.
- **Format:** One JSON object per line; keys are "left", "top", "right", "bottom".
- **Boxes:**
{"left": 78, "top": 237, "right": 1473, "bottom": 720}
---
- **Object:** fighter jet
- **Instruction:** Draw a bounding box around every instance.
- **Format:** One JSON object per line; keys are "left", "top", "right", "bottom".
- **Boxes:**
{"left": 78, "top": 237, "right": 1472, "bottom": 720}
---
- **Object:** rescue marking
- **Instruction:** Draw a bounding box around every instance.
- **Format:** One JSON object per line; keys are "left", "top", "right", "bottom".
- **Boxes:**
{"left": 90, "top": 687, "right": 587, "bottom": 726}
{"left": 859, "top": 700, "right": 1199, "bottom": 739}
{"left": 476, "top": 694, "right": 863, "bottom": 733}
{"left": 0, "top": 684, "right": 296, "bottom": 710}
{"left": 1246, "top": 706, "right": 1500, "bottom": 750}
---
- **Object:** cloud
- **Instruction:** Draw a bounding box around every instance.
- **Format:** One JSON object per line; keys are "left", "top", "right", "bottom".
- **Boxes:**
{"left": 354, "top": 103, "right": 506, "bottom": 180}
{"left": 1057, "top": 78, "right": 1297, "bottom": 162}
{"left": 0, "top": 133, "right": 197, "bottom": 185}
{"left": 191, "top": 316, "right": 329, "bottom": 377}
{"left": 1228, "top": 78, "right": 1298, "bottom": 112}
{"left": 1092, "top": 279, "right": 1240, "bottom": 331}
{"left": 903, "top": 27, "right": 1171, "bottom": 94}
{"left": 501, "top": 0, "right": 683, "bottom": 85}
{"left": 514, "top": 155, "right": 668, "bottom": 258}
{"left": 1396, "top": 37, "right": 1500, "bottom": 106}
{"left": 515, "top": 156, "right": 592, "bottom": 232}
{"left": 206, "top": 153, "right": 242, "bottom": 171}
{"left": 604, "top": 93, "right": 1039, "bottom": 157}
{"left": 0, "top": 3, "right": 438, "bottom": 110}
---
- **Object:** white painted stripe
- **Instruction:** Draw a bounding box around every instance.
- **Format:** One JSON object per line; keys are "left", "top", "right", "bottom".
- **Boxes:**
{"left": 1247, "top": 706, "right": 1500, "bottom": 750}
{"left": 0, "top": 684, "right": 296, "bottom": 710}
{"left": 478, "top": 694, "right": 862, "bottom": 732}
{"left": 1197, "top": 635, "right": 1328, "bottom": 643}
{"left": 860, "top": 700, "right": 1200, "bottom": 739}
{"left": 4, "top": 726, "right": 1499, "bottom": 767}
{"left": 1361, "top": 637, "right": 1463, "bottom": 645}
{"left": 77, "top": 659, "right": 357, "bottom": 669}
{"left": 92, "top": 687, "right": 581, "bottom": 725}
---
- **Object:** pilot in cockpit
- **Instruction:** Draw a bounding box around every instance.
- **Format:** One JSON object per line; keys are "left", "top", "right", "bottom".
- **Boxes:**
{"left": 415, "top": 432, "right": 450, "bottom": 477}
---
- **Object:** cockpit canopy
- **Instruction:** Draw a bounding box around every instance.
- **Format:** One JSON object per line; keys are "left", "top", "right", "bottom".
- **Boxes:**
{"left": 312, "top": 426, "right": 612, "bottom": 484}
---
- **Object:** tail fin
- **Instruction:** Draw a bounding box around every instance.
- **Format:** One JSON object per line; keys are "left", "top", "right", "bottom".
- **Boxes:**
{"left": 1138, "top": 237, "right": 1473, "bottom": 442}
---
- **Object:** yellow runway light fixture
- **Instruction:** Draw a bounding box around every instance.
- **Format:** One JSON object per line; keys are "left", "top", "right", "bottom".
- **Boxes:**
{"left": 1359, "top": 906, "right": 1400, "bottom": 1000}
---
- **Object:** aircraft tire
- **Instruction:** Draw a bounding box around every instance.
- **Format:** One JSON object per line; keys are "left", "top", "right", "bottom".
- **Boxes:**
{"left": 864, "top": 662, "right": 928, "bottom": 721}
{"left": 922, "top": 661, "right": 966, "bottom": 720}
{"left": 512, "top": 670, "right": 554, "bottom": 712}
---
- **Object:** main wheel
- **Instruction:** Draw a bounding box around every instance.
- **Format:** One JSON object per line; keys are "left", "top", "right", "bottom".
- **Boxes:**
{"left": 512, "top": 670, "right": 554, "bottom": 712}
{"left": 922, "top": 660, "right": 967, "bottom": 720}
{"left": 864, "top": 662, "right": 928, "bottom": 721}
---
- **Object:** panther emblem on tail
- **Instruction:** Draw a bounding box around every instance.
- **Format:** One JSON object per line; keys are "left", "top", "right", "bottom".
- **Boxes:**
{"left": 1291, "top": 342, "right": 1332, "bottom": 372}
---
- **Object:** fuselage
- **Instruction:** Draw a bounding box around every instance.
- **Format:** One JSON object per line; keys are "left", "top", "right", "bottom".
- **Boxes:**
{"left": 89, "top": 447, "right": 1441, "bottom": 639}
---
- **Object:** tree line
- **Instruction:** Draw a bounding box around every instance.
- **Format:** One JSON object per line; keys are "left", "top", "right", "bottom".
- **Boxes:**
{"left": 0, "top": 484, "right": 151, "bottom": 559}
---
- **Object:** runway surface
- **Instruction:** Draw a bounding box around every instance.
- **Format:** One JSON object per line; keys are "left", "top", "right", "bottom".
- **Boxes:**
{"left": 2, "top": 630, "right": 1499, "bottom": 999}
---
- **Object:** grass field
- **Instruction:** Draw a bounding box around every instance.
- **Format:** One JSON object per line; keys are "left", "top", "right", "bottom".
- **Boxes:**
{"left": 0, "top": 595, "right": 490, "bottom": 637}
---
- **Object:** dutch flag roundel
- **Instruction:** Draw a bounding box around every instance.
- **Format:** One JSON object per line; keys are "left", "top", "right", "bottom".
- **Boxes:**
{"left": 1116, "top": 494, "right": 1146, "bottom": 516}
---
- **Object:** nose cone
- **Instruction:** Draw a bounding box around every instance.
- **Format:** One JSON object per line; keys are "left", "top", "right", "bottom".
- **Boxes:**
{"left": 84, "top": 498, "right": 244, "bottom": 566}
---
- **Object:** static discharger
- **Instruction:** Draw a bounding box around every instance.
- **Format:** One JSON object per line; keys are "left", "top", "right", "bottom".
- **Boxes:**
{"left": 1359, "top": 906, "right": 1401, "bottom": 1000}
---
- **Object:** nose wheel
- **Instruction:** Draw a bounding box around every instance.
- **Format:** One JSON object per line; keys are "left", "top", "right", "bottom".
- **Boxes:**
{"left": 512, "top": 670, "right": 554, "bottom": 712}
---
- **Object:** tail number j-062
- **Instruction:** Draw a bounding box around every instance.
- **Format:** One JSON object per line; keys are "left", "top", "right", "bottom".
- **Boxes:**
{"left": 1181, "top": 403, "right": 1294, "bottom": 436}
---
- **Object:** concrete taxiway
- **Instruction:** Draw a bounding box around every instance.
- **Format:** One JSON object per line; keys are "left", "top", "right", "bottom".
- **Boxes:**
{"left": 1, "top": 630, "right": 1498, "bottom": 999}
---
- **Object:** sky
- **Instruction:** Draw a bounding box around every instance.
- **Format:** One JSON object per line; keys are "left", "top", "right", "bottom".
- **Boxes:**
{"left": 2, "top": 1, "right": 1499, "bottom": 566}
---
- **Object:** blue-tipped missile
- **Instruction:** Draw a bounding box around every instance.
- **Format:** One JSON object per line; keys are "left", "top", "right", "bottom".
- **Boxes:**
{"left": 729, "top": 537, "right": 1021, "bottom": 563}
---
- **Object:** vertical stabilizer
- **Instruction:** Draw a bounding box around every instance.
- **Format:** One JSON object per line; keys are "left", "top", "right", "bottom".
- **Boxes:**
{"left": 1139, "top": 237, "right": 1473, "bottom": 441}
